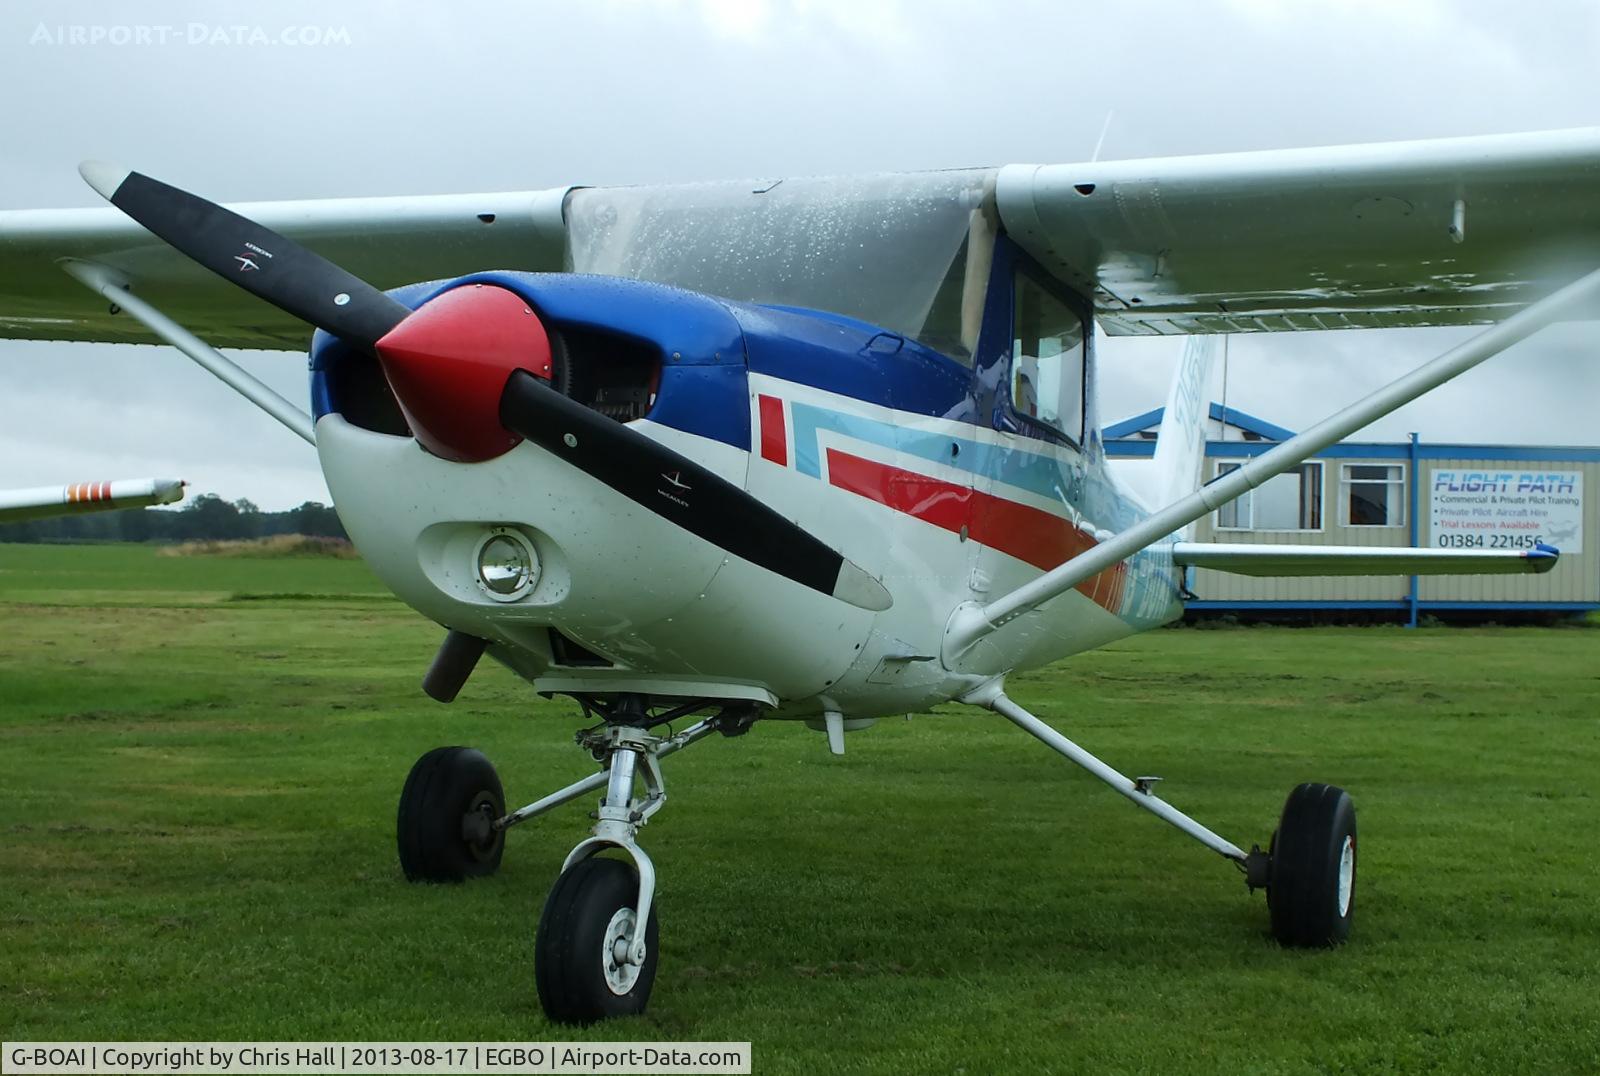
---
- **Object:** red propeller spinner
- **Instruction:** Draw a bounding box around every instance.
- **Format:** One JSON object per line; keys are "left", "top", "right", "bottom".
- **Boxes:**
{"left": 373, "top": 284, "right": 554, "bottom": 463}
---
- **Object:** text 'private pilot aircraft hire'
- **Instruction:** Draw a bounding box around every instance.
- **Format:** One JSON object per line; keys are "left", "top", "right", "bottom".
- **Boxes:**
{"left": 1, "top": 128, "right": 1595, "bottom": 1023}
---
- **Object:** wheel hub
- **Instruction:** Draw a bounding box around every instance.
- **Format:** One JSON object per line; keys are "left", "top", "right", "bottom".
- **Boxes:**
{"left": 602, "top": 907, "right": 643, "bottom": 995}
{"left": 1337, "top": 834, "right": 1355, "bottom": 917}
{"left": 461, "top": 792, "right": 501, "bottom": 860}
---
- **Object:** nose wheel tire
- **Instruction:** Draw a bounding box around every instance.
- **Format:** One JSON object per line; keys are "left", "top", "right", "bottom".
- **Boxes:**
{"left": 535, "top": 856, "right": 660, "bottom": 1025}
{"left": 1267, "top": 782, "right": 1357, "bottom": 947}
{"left": 397, "top": 746, "right": 505, "bottom": 882}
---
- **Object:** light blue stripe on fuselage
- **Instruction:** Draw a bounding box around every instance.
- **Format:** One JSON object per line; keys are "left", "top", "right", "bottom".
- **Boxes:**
{"left": 789, "top": 401, "right": 1073, "bottom": 503}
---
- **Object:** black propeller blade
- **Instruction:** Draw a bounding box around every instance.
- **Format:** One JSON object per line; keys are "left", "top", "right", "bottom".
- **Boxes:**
{"left": 500, "top": 372, "right": 891, "bottom": 610}
{"left": 78, "top": 161, "right": 410, "bottom": 345}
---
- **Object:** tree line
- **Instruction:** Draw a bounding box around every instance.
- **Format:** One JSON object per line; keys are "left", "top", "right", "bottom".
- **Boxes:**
{"left": 0, "top": 494, "right": 347, "bottom": 544}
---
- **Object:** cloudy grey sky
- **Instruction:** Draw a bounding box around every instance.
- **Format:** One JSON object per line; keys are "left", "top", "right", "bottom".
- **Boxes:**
{"left": 2, "top": 0, "right": 1597, "bottom": 509}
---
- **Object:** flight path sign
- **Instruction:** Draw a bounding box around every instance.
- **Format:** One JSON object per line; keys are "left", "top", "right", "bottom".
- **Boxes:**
{"left": 1429, "top": 470, "right": 1584, "bottom": 554}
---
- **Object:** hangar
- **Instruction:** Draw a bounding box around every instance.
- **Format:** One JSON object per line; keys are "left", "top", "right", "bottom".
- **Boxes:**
{"left": 1106, "top": 404, "right": 1599, "bottom": 621}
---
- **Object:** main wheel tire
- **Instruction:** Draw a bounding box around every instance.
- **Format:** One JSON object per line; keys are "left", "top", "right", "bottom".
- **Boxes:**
{"left": 535, "top": 857, "right": 660, "bottom": 1025}
{"left": 396, "top": 746, "right": 505, "bottom": 883}
{"left": 1268, "top": 782, "right": 1357, "bottom": 947}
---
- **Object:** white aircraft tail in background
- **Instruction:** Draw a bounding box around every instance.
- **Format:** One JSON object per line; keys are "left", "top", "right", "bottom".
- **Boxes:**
{"left": 1151, "top": 335, "right": 1221, "bottom": 516}
{"left": 0, "top": 478, "right": 186, "bottom": 524}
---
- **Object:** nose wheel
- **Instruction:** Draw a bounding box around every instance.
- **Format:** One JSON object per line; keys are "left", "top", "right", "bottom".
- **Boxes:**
{"left": 535, "top": 856, "right": 660, "bottom": 1024}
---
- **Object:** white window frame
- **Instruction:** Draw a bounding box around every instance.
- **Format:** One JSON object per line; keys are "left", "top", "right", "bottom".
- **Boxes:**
{"left": 1340, "top": 463, "right": 1407, "bottom": 528}
{"left": 1212, "top": 459, "right": 1326, "bottom": 533}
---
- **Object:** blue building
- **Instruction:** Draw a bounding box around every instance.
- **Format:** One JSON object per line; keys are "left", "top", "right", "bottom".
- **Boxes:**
{"left": 1105, "top": 404, "right": 1599, "bottom": 621}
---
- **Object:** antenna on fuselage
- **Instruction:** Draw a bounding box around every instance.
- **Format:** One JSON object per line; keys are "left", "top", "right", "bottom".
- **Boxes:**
{"left": 1090, "top": 110, "right": 1116, "bottom": 163}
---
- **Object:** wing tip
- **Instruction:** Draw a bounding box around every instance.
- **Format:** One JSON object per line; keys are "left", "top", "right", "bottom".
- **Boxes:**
{"left": 78, "top": 160, "right": 131, "bottom": 200}
{"left": 152, "top": 478, "right": 188, "bottom": 506}
{"left": 1527, "top": 541, "right": 1561, "bottom": 574}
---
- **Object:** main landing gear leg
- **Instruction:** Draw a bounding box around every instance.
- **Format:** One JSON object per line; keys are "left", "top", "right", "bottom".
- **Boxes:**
{"left": 962, "top": 681, "right": 1357, "bottom": 948}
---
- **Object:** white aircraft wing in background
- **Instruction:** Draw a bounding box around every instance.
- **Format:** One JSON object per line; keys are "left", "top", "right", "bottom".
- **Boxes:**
{"left": 0, "top": 478, "right": 186, "bottom": 524}
{"left": 1172, "top": 541, "right": 1560, "bottom": 577}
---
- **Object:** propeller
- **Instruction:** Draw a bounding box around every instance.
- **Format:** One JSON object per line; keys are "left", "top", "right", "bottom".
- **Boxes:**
{"left": 79, "top": 163, "right": 892, "bottom": 612}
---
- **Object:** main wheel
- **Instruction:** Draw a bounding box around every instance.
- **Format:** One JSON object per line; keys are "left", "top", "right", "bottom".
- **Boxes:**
{"left": 1268, "top": 782, "right": 1357, "bottom": 947}
{"left": 396, "top": 746, "right": 505, "bottom": 882}
{"left": 535, "top": 857, "right": 660, "bottom": 1025}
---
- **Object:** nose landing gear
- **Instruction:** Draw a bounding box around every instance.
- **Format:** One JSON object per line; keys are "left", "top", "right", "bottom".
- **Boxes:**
{"left": 534, "top": 723, "right": 672, "bottom": 1023}
{"left": 397, "top": 708, "right": 737, "bottom": 1024}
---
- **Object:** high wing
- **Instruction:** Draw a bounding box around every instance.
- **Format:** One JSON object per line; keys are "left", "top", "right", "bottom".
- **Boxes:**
{"left": 996, "top": 127, "right": 1600, "bottom": 334}
{"left": 0, "top": 188, "right": 568, "bottom": 348}
{"left": 0, "top": 478, "right": 186, "bottom": 523}
{"left": 1172, "top": 542, "right": 1559, "bottom": 578}
{"left": 3, "top": 129, "right": 1600, "bottom": 348}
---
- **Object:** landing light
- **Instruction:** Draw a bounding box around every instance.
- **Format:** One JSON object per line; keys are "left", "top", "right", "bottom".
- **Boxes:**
{"left": 475, "top": 529, "right": 539, "bottom": 602}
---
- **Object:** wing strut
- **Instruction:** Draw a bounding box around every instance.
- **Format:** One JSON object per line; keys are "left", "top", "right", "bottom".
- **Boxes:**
{"left": 61, "top": 259, "right": 317, "bottom": 445}
{"left": 943, "top": 263, "right": 1600, "bottom": 663}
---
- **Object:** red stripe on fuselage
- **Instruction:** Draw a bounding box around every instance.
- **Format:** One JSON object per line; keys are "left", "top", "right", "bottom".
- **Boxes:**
{"left": 758, "top": 394, "right": 787, "bottom": 466}
{"left": 824, "top": 449, "right": 1127, "bottom": 614}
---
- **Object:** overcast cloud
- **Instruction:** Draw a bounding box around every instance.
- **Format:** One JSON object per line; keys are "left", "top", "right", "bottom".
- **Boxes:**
{"left": 2, "top": 0, "right": 1597, "bottom": 508}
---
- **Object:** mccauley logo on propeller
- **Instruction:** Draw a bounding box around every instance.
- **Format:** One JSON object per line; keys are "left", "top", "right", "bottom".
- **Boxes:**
{"left": 656, "top": 470, "right": 691, "bottom": 507}
{"left": 234, "top": 240, "right": 274, "bottom": 271}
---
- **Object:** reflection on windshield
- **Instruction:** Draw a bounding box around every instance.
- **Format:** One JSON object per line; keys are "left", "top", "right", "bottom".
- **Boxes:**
{"left": 565, "top": 170, "right": 994, "bottom": 362}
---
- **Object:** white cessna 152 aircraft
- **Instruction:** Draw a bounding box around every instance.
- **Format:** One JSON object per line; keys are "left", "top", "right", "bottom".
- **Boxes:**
{"left": 1, "top": 128, "right": 1595, "bottom": 1023}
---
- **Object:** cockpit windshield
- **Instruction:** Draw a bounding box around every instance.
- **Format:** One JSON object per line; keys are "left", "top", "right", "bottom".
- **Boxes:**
{"left": 565, "top": 169, "right": 994, "bottom": 363}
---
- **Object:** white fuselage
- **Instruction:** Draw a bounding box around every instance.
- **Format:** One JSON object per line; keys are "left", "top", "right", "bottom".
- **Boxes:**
{"left": 316, "top": 372, "right": 1182, "bottom": 722}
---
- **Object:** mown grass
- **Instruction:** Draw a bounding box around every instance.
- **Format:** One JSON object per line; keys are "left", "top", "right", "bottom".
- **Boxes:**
{"left": 1, "top": 544, "right": 1597, "bottom": 1073}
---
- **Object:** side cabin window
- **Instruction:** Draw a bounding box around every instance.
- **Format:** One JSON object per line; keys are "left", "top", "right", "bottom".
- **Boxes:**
{"left": 1214, "top": 460, "right": 1324, "bottom": 532}
{"left": 1011, "top": 270, "right": 1086, "bottom": 445}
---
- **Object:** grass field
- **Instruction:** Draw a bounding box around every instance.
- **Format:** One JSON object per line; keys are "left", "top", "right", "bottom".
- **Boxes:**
{"left": 2, "top": 543, "right": 1598, "bottom": 1073}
